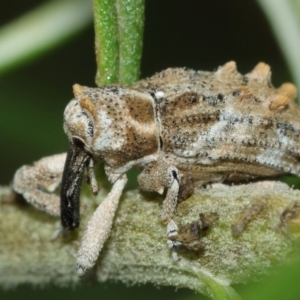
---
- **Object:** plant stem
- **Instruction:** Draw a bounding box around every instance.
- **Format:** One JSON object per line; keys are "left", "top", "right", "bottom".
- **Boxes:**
{"left": 1, "top": 181, "right": 300, "bottom": 299}
{"left": 93, "top": 0, "right": 145, "bottom": 85}
{"left": 116, "top": 0, "right": 145, "bottom": 85}
{"left": 93, "top": 0, "right": 120, "bottom": 85}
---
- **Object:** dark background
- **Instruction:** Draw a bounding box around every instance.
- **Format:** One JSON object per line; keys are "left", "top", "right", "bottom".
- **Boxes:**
{"left": 0, "top": 1, "right": 292, "bottom": 299}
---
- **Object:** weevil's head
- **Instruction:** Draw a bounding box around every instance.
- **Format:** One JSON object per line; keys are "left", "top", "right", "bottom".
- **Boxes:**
{"left": 63, "top": 83, "right": 130, "bottom": 163}
{"left": 63, "top": 83, "right": 158, "bottom": 169}
{"left": 63, "top": 84, "right": 96, "bottom": 156}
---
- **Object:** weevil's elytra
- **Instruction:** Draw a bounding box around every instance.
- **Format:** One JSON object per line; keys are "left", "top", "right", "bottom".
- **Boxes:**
{"left": 13, "top": 61, "right": 299, "bottom": 275}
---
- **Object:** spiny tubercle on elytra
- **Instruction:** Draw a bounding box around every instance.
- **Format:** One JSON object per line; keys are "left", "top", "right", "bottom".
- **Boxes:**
{"left": 13, "top": 61, "right": 299, "bottom": 275}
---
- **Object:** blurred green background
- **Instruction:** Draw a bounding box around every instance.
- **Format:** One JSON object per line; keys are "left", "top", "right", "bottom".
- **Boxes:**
{"left": 0, "top": 1, "right": 295, "bottom": 299}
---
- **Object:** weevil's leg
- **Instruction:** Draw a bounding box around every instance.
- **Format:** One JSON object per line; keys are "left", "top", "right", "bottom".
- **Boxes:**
{"left": 161, "top": 167, "right": 180, "bottom": 223}
{"left": 166, "top": 220, "right": 181, "bottom": 261}
{"left": 87, "top": 158, "right": 99, "bottom": 195}
{"left": 13, "top": 153, "right": 67, "bottom": 216}
{"left": 76, "top": 173, "right": 127, "bottom": 276}
{"left": 88, "top": 159, "right": 99, "bottom": 195}
{"left": 138, "top": 159, "right": 182, "bottom": 258}
{"left": 167, "top": 219, "right": 179, "bottom": 239}
{"left": 138, "top": 159, "right": 181, "bottom": 222}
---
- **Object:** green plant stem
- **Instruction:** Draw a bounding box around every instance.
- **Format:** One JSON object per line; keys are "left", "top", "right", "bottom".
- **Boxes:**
{"left": 0, "top": 0, "right": 93, "bottom": 76}
{"left": 116, "top": 0, "right": 145, "bottom": 85}
{"left": 93, "top": 0, "right": 145, "bottom": 85}
{"left": 93, "top": 0, "right": 119, "bottom": 85}
{"left": 256, "top": 0, "right": 300, "bottom": 97}
{"left": 197, "top": 271, "right": 242, "bottom": 300}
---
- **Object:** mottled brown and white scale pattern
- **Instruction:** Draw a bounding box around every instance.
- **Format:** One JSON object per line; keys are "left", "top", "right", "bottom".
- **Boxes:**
{"left": 134, "top": 62, "right": 300, "bottom": 182}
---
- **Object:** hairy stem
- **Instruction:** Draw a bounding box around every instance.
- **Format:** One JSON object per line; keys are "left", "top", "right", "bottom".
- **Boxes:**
{"left": 116, "top": 0, "right": 145, "bottom": 85}
{"left": 93, "top": 0, "right": 145, "bottom": 85}
{"left": 1, "top": 181, "right": 300, "bottom": 299}
{"left": 93, "top": 0, "right": 119, "bottom": 85}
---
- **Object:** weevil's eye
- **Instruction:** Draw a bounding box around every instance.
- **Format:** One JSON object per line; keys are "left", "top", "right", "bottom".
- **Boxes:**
{"left": 72, "top": 136, "right": 86, "bottom": 150}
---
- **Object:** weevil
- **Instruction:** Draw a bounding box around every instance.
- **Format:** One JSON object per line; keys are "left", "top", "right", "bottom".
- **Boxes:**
{"left": 13, "top": 61, "right": 299, "bottom": 275}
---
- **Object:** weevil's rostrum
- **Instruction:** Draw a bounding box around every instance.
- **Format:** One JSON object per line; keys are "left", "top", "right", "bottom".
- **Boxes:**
{"left": 13, "top": 61, "right": 299, "bottom": 275}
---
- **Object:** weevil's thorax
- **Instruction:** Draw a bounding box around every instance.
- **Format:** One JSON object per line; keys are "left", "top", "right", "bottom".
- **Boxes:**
{"left": 64, "top": 84, "right": 159, "bottom": 171}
